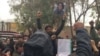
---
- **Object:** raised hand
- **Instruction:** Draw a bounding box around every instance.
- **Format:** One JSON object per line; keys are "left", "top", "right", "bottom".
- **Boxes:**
{"left": 63, "top": 13, "right": 67, "bottom": 20}
{"left": 51, "top": 35, "right": 56, "bottom": 40}
{"left": 36, "top": 11, "right": 42, "bottom": 18}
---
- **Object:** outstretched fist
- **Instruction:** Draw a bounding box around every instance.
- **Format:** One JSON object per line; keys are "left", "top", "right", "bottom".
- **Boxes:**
{"left": 51, "top": 35, "right": 56, "bottom": 40}
{"left": 36, "top": 11, "right": 42, "bottom": 18}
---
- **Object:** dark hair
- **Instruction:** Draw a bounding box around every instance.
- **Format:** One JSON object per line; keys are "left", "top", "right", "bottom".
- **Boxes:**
{"left": 15, "top": 43, "right": 23, "bottom": 50}
{"left": 2, "top": 48, "right": 11, "bottom": 53}
{"left": 45, "top": 25, "right": 53, "bottom": 30}
{"left": 57, "top": 2, "right": 64, "bottom": 9}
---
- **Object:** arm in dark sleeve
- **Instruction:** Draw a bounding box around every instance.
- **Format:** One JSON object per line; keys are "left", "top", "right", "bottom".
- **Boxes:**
{"left": 76, "top": 29, "right": 93, "bottom": 56}
{"left": 36, "top": 18, "right": 42, "bottom": 29}
{"left": 55, "top": 19, "right": 65, "bottom": 36}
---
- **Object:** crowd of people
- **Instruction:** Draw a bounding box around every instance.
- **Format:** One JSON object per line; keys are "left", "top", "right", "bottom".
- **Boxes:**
{"left": 0, "top": 3, "right": 100, "bottom": 56}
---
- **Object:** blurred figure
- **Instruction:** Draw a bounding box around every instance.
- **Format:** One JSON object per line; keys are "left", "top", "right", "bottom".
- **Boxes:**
{"left": 89, "top": 21, "right": 100, "bottom": 46}
{"left": 44, "top": 13, "right": 66, "bottom": 56}
{"left": 74, "top": 22, "right": 93, "bottom": 56}
{"left": 89, "top": 21, "right": 100, "bottom": 56}
{"left": 9, "top": 38, "right": 15, "bottom": 56}
{"left": 2, "top": 48, "right": 11, "bottom": 56}
{"left": 2, "top": 38, "right": 14, "bottom": 56}
{"left": 54, "top": 2, "right": 64, "bottom": 15}
{"left": 0, "top": 41, "right": 4, "bottom": 56}
{"left": 23, "top": 35, "right": 29, "bottom": 42}
{"left": 18, "top": 38, "right": 24, "bottom": 43}
{"left": 13, "top": 43, "right": 24, "bottom": 56}
{"left": 36, "top": 11, "right": 66, "bottom": 56}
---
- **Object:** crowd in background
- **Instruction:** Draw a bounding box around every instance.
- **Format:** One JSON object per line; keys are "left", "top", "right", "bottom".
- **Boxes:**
{"left": 0, "top": 2, "right": 100, "bottom": 56}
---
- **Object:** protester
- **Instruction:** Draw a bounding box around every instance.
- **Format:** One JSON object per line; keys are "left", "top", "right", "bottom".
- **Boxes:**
{"left": 7, "top": 38, "right": 15, "bottom": 56}
{"left": 2, "top": 48, "right": 11, "bottom": 56}
{"left": 89, "top": 21, "right": 100, "bottom": 46}
{"left": 89, "top": 21, "right": 100, "bottom": 56}
{"left": 13, "top": 42, "right": 24, "bottom": 56}
{"left": 54, "top": 2, "right": 64, "bottom": 15}
{"left": 36, "top": 11, "right": 66, "bottom": 56}
{"left": 74, "top": 22, "right": 93, "bottom": 56}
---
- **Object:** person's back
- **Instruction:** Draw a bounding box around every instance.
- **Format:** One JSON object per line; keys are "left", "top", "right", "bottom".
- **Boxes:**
{"left": 74, "top": 22, "right": 93, "bottom": 56}
{"left": 24, "top": 30, "right": 53, "bottom": 56}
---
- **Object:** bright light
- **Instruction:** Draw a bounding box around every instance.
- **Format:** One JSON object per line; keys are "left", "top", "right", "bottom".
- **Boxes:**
{"left": 0, "top": 0, "right": 15, "bottom": 21}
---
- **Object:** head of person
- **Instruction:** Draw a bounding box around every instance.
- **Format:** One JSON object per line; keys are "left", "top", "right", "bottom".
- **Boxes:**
{"left": 18, "top": 37, "right": 24, "bottom": 43}
{"left": 23, "top": 35, "right": 29, "bottom": 42}
{"left": 73, "top": 22, "right": 84, "bottom": 31}
{"left": 15, "top": 43, "right": 23, "bottom": 54}
{"left": 45, "top": 25, "right": 53, "bottom": 35}
{"left": 2, "top": 48, "right": 11, "bottom": 56}
{"left": 57, "top": 2, "right": 64, "bottom": 10}
{"left": 6, "top": 38, "right": 10, "bottom": 44}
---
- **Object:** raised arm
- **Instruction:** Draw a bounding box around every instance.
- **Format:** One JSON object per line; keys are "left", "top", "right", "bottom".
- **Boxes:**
{"left": 54, "top": 13, "right": 66, "bottom": 36}
{"left": 36, "top": 11, "right": 42, "bottom": 29}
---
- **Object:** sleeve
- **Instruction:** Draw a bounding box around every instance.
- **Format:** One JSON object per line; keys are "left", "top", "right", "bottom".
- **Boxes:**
{"left": 36, "top": 18, "right": 42, "bottom": 29}
{"left": 76, "top": 29, "right": 93, "bottom": 56}
{"left": 54, "top": 19, "right": 65, "bottom": 36}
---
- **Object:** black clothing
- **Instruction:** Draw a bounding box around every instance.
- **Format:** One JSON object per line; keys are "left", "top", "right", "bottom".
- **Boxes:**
{"left": 24, "top": 30, "right": 53, "bottom": 56}
{"left": 36, "top": 18, "right": 65, "bottom": 56}
{"left": 76, "top": 29, "right": 93, "bottom": 56}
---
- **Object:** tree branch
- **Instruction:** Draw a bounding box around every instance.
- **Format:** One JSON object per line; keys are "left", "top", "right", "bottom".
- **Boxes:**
{"left": 76, "top": 0, "right": 95, "bottom": 22}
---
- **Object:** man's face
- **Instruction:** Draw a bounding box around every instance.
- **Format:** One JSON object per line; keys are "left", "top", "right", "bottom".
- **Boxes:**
{"left": 17, "top": 47, "right": 23, "bottom": 53}
{"left": 58, "top": 4, "right": 63, "bottom": 10}
{"left": 46, "top": 27, "right": 53, "bottom": 34}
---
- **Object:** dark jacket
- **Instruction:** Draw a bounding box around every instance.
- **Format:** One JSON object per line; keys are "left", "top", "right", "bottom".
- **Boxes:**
{"left": 36, "top": 18, "right": 65, "bottom": 56}
{"left": 24, "top": 30, "right": 53, "bottom": 56}
{"left": 37, "top": 18, "right": 42, "bottom": 30}
{"left": 76, "top": 29, "right": 93, "bottom": 56}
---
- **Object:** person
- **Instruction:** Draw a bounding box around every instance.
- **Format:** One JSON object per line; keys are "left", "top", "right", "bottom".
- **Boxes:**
{"left": 74, "top": 22, "right": 93, "bottom": 56}
{"left": 13, "top": 43, "right": 24, "bottom": 56}
{"left": 36, "top": 11, "right": 66, "bottom": 56}
{"left": 54, "top": 2, "right": 65, "bottom": 15}
{"left": 2, "top": 48, "right": 12, "bottom": 56}
{"left": 36, "top": 11, "right": 66, "bottom": 37}
{"left": 89, "top": 21, "right": 100, "bottom": 46}
{"left": 89, "top": 21, "right": 100, "bottom": 56}
{"left": 7, "top": 38, "right": 15, "bottom": 56}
